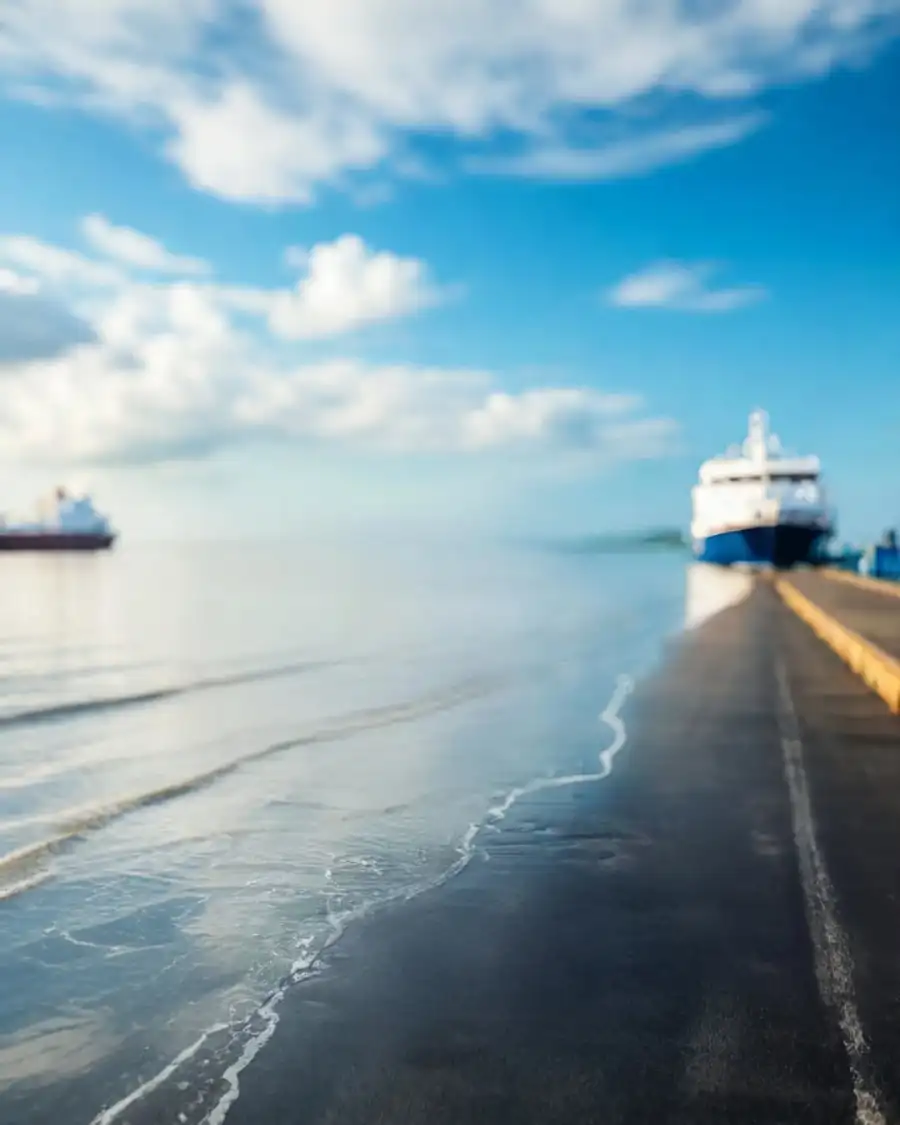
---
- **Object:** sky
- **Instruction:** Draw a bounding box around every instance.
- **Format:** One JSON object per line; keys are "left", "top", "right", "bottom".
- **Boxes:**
{"left": 0, "top": 1, "right": 898, "bottom": 543}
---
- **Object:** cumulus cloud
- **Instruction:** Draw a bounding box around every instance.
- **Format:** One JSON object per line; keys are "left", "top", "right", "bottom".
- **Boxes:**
{"left": 463, "top": 388, "right": 678, "bottom": 463}
{"left": 165, "top": 83, "right": 387, "bottom": 205}
{"left": 607, "top": 260, "right": 767, "bottom": 312}
{"left": 0, "top": 336, "right": 676, "bottom": 465}
{"left": 0, "top": 267, "right": 39, "bottom": 295}
{"left": 0, "top": 227, "right": 674, "bottom": 466}
{"left": 1, "top": 0, "right": 897, "bottom": 200}
{"left": 212, "top": 235, "right": 451, "bottom": 338}
{"left": 1, "top": 226, "right": 450, "bottom": 340}
{"left": 264, "top": 234, "right": 449, "bottom": 339}
{"left": 82, "top": 214, "right": 209, "bottom": 275}
{"left": 0, "top": 235, "right": 122, "bottom": 288}
{"left": 465, "top": 389, "right": 640, "bottom": 449}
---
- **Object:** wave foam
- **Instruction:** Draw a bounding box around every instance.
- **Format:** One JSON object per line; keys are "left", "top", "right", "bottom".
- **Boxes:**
{"left": 0, "top": 676, "right": 501, "bottom": 902}
{"left": 88, "top": 671, "right": 634, "bottom": 1125}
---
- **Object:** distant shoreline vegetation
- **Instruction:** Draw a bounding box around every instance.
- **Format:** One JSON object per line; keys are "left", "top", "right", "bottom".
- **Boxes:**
{"left": 535, "top": 528, "right": 689, "bottom": 554}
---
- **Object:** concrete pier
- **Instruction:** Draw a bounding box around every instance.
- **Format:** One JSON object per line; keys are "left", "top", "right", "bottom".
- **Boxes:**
{"left": 778, "top": 570, "right": 900, "bottom": 712}
{"left": 786, "top": 570, "right": 900, "bottom": 663}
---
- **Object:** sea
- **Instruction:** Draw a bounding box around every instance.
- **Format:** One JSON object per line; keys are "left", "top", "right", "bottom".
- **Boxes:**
{"left": 0, "top": 541, "right": 751, "bottom": 1125}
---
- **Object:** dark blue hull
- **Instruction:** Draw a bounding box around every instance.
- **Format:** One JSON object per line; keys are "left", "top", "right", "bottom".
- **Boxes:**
{"left": 0, "top": 532, "right": 115, "bottom": 551}
{"left": 695, "top": 525, "right": 826, "bottom": 569}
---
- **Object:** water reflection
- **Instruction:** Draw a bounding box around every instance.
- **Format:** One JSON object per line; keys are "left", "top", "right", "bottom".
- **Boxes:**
{"left": 684, "top": 561, "right": 753, "bottom": 631}
{"left": 0, "top": 545, "right": 750, "bottom": 1121}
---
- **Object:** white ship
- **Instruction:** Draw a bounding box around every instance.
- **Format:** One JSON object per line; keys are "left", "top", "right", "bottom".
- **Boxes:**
{"left": 691, "top": 411, "right": 833, "bottom": 568}
{"left": 0, "top": 487, "right": 115, "bottom": 551}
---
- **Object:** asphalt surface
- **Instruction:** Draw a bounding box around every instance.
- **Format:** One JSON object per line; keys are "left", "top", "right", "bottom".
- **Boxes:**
{"left": 212, "top": 580, "right": 900, "bottom": 1125}
{"left": 778, "top": 588, "right": 900, "bottom": 1119}
{"left": 787, "top": 571, "right": 900, "bottom": 661}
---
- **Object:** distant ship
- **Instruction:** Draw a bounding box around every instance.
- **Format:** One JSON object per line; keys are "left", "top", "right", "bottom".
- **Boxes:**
{"left": 0, "top": 487, "right": 116, "bottom": 551}
{"left": 691, "top": 411, "right": 833, "bottom": 568}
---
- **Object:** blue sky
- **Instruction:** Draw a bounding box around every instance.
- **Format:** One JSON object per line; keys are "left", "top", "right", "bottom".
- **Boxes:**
{"left": 0, "top": 2, "right": 898, "bottom": 542}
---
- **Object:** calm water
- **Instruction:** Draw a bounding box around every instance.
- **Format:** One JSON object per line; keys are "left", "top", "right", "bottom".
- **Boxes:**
{"left": 0, "top": 542, "right": 749, "bottom": 1124}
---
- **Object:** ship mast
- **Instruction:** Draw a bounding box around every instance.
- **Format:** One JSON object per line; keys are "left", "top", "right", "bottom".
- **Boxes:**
{"left": 746, "top": 409, "right": 768, "bottom": 463}
{"left": 746, "top": 409, "right": 771, "bottom": 489}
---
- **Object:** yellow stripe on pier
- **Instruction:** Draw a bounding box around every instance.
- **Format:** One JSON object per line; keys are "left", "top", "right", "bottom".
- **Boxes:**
{"left": 776, "top": 578, "right": 900, "bottom": 714}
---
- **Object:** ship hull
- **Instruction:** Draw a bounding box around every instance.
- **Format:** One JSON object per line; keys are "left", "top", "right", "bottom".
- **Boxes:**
{"left": 693, "top": 524, "right": 826, "bottom": 569}
{"left": 0, "top": 533, "right": 115, "bottom": 551}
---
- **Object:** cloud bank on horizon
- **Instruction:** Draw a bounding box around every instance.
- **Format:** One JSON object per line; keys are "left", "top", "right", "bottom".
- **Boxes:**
{"left": 0, "top": 220, "right": 677, "bottom": 465}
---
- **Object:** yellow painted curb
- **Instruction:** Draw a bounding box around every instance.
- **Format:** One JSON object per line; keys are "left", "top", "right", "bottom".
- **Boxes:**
{"left": 776, "top": 578, "right": 900, "bottom": 714}
{"left": 821, "top": 567, "right": 900, "bottom": 600}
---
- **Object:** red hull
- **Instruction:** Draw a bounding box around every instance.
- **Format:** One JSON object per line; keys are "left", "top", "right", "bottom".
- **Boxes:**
{"left": 0, "top": 533, "right": 115, "bottom": 551}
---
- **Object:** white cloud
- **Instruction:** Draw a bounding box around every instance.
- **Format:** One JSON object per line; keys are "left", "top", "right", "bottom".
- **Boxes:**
{"left": 0, "top": 235, "right": 122, "bottom": 288}
{"left": 0, "top": 229, "right": 674, "bottom": 467}
{"left": 1, "top": 0, "right": 898, "bottom": 200}
{"left": 0, "top": 327, "right": 676, "bottom": 464}
{"left": 464, "top": 389, "right": 644, "bottom": 449}
{"left": 211, "top": 234, "right": 452, "bottom": 338}
{"left": 82, "top": 214, "right": 209, "bottom": 275}
{"left": 470, "top": 114, "right": 767, "bottom": 181}
{"left": 608, "top": 260, "right": 767, "bottom": 312}
{"left": 164, "top": 82, "right": 386, "bottom": 205}
{"left": 0, "top": 227, "right": 451, "bottom": 340}
{"left": 0, "top": 267, "right": 39, "bottom": 295}
{"left": 264, "top": 234, "right": 449, "bottom": 340}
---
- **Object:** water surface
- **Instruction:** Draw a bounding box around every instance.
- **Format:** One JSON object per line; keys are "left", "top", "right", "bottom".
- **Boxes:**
{"left": 0, "top": 542, "right": 749, "bottom": 1123}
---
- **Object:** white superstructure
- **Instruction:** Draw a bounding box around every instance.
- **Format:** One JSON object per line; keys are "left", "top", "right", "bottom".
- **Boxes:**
{"left": 54, "top": 492, "right": 113, "bottom": 535}
{"left": 0, "top": 487, "right": 114, "bottom": 547}
{"left": 691, "top": 411, "right": 833, "bottom": 567}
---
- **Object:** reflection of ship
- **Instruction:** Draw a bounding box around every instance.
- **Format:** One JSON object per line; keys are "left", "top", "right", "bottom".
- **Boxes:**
{"left": 684, "top": 562, "right": 753, "bottom": 631}
{"left": 0, "top": 487, "right": 115, "bottom": 551}
{"left": 691, "top": 411, "right": 834, "bottom": 568}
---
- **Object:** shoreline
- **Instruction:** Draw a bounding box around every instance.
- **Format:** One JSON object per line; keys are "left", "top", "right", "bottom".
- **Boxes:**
{"left": 1, "top": 564, "right": 751, "bottom": 1125}
{"left": 78, "top": 670, "right": 640, "bottom": 1125}
{"left": 212, "top": 581, "right": 851, "bottom": 1125}
{"left": 61, "top": 578, "right": 866, "bottom": 1125}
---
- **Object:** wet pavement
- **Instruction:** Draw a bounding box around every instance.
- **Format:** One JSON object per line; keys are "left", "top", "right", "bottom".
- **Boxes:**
{"left": 211, "top": 582, "right": 900, "bottom": 1125}
{"left": 787, "top": 571, "right": 900, "bottom": 662}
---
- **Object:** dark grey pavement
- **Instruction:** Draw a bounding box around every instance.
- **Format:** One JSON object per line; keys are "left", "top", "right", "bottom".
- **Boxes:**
{"left": 778, "top": 592, "right": 900, "bottom": 1119}
{"left": 787, "top": 571, "right": 900, "bottom": 661}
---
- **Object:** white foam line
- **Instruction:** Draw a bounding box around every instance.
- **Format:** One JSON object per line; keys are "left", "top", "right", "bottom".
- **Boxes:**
{"left": 205, "top": 1002, "right": 280, "bottom": 1125}
{"left": 206, "top": 915, "right": 361, "bottom": 1125}
{"left": 775, "top": 658, "right": 886, "bottom": 1125}
{"left": 59, "top": 930, "right": 116, "bottom": 952}
{"left": 55, "top": 929, "right": 149, "bottom": 957}
{"left": 89, "top": 1022, "right": 229, "bottom": 1125}
{"left": 99, "top": 673, "right": 635, "bottom": 1125}
{"left": 481, "top": 672, "right": 634, "bottom": 826}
